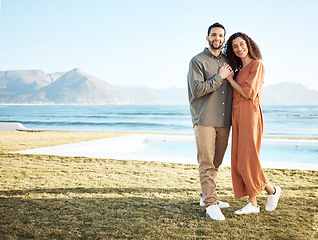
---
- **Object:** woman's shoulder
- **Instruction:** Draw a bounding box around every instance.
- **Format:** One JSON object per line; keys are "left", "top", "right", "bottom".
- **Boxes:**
{"left": 251, "top": 59, "right": 262, "bottom": 65}
{"left": 251, "top": 59, "right": 264, "bottom": 70}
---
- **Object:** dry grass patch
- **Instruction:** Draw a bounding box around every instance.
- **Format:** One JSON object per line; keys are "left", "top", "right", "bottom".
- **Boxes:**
{"left": 0, "top": 131, "right": 317, "bottom": 239}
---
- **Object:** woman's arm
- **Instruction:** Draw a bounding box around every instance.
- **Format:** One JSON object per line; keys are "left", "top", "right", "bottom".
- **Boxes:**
{"left": 227, "top": 73, "right": 248, "bottom": 99}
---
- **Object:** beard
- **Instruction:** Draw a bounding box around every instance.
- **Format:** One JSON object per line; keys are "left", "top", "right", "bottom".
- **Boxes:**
{"left": 209, "top": 39, "right": 223, "bottom": 50}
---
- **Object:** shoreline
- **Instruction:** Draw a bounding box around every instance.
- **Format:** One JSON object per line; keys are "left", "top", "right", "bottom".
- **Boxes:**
{"left": 1, "top": 121, "right": 317, "bottom": 171}
{"left": 1, "top": 122, "right": 317, "bottom": 140}
{"left": 10, "top": 132, "right": 318, "bottom": 171}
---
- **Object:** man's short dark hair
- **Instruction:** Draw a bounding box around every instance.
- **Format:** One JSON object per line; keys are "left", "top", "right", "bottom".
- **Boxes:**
{"left": 207, "top": 22, "right": 226, "bottom": 37}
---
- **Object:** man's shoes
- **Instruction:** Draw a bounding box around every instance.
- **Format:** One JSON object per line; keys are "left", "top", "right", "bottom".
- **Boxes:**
{"left": 206, "top": 204, "right": 225, "bottom": 221}
{"left": 218, "top": 200, "right": 230, "bottom": 209}
{"left": 200, "top": 197, "right": 205, "bottom": 207}
{"left": 265, "top": 186, "right": 281, "bottom": 211}
{"left": 235, "top": 203, "right": 260, "bottom": 215}
{"left": 200, "top": 198, "right": 230, "bottom": 209}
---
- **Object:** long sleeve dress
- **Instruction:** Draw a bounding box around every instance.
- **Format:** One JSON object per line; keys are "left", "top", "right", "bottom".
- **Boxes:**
{"left": 231, "top": 59, "right": 267, "bottom": 198}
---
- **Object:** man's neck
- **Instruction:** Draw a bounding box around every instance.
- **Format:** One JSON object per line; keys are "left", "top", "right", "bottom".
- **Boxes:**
{"left": 208, "top": 47, "right": 221, "bottom": 57}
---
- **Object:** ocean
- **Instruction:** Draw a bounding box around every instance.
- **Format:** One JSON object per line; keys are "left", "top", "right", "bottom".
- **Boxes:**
{"left": 0, "top": 105, "right": 318, "bottom": 138}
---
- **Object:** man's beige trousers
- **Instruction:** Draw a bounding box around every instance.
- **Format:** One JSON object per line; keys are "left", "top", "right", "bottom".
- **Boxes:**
{"left": 194, "top": 124, "right": 230, "bottom": 207}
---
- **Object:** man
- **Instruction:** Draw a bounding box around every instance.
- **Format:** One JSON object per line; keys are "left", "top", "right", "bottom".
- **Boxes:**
{"left": 187, "top": 22, "right": 233, "bottom": 221}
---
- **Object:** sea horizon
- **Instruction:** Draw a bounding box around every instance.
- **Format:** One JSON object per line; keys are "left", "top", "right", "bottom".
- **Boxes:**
{"left": 2, "top": 104, "right": 318, "bottom": 168}
{"left": 1, "top": 104, "right": 318, "bottom": 138}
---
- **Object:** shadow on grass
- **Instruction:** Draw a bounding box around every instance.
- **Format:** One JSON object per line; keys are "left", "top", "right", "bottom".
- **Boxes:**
{"left": 0, "top": 187, "right": 316, "bottom": 239}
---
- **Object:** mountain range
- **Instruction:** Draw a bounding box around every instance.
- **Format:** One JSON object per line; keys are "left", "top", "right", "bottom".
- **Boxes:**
{"left": 0, "top": 68, "right": 317, "bottom": 105}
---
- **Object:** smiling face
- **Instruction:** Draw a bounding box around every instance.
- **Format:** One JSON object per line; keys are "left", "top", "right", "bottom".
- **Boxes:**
{"left": 206, "top": 27, "right": 225, "bottom": 50}
{"left": 232, "top": 37, "right": 249, "bottom": 59}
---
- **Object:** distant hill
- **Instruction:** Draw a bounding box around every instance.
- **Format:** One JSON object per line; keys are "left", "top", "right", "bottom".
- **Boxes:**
{"left": 262, "top": 82, "right": 318, "bottom": 105}
{"left": 0, "top": 68, "right": 316, "bottom": 105}
{"left": 0, "top": 68, "right": 187, "bottom": 105}
{"left": 29, "top": 68, "right": 122, "bottom": 104}
{"left": 0, "top": 70, "right": 52, "bottom": 95}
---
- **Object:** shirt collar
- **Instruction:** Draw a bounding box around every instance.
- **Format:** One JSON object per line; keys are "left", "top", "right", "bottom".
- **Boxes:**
{"left": 204, "top": 47, "right": 223, "bottom": 59}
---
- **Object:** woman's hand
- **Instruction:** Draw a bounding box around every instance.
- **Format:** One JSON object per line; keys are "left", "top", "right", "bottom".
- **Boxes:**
{"left": 219, "top": 63, "right": 233, "bottom": 79}
{"left": 227, "top": 72, "right": 234, "bottom": 81}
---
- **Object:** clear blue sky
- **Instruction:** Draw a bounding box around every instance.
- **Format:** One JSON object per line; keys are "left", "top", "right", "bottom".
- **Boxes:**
{"left": 0, "top": 0, "right": 317, "bottom": 90}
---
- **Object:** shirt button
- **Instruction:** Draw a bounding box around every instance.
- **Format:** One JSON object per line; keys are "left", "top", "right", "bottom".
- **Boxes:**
{"left": 222, "top": 102, "right": 225, "bottom": 104}
{"left": 222, "top": 113, "right": 225, "bottom": 116}
{"left": 222, "top": 91, "right": 224, "bottom": 94}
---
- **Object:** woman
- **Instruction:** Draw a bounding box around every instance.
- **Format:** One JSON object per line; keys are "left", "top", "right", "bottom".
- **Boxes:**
{"left": 225, "top": 32, "right": 281, "bottom": 214}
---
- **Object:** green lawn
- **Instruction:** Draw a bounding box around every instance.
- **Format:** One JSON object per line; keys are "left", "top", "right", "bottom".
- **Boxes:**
{"left": 0, "top": 131, "right": 317, "bottom": 239}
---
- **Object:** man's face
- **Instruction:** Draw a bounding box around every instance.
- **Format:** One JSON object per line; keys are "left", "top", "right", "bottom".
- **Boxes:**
{"left": 206, "top": 27, "right": 225, "bottom": 50}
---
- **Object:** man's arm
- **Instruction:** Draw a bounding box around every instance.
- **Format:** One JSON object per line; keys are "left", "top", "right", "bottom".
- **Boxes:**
{"left": 188, "top": 60, "right": 232, "bottom": 98}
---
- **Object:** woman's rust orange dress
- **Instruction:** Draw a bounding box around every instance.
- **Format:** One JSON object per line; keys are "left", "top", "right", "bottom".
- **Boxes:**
{"left": 231, "top": 59, "right": 267, "bottom": 198}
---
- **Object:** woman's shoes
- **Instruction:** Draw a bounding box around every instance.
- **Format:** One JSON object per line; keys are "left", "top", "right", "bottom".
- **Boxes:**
{"left": 235, "top": 202, "right": 260, "bottom": 214}
{"left": 235, "top": 186, "right": 281, "bottom": 215}
{"left": 265, "top": 186, "right": 281, "bottom": 211}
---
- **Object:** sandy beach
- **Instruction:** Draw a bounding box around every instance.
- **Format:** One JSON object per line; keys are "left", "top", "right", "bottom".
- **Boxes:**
{"left": 0, "top": 118, "right": 317, "bottom": 171}
{"left": 12, "top": 132, "right": 318, "bottom": 171}
{"left": 3, "top": 122, "right": 316, "bottom": 171}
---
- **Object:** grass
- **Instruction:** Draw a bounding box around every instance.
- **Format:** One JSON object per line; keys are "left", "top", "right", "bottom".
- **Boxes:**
{"left": 0, "top": 131, "right": 317, "bottom": 239}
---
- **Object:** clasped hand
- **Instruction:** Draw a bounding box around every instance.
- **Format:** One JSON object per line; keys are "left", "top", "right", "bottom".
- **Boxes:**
{"left": 219, "top": 63, "right": 234, "bottom": 80}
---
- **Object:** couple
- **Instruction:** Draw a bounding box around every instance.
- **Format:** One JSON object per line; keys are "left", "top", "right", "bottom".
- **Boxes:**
{"left": 187, "top": 22, "right": 281, "bottom": 221}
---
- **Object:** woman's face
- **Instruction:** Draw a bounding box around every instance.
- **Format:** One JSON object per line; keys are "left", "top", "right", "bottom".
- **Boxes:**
{"left": 232, "top": 37, "right": 248, "bottom": 59}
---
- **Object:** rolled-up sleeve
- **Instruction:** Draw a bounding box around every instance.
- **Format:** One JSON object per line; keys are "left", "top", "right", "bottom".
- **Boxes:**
{"left": 242, "top": 61, "right": 265, "bottom": 100}
{"left": 188, "top": 59, "right": 223, "bottom": 99}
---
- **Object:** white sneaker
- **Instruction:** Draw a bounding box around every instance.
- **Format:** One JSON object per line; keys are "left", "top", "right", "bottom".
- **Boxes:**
{"left": 235, "top": 203, "right": 260, "bottom": 215}
{"left": 206, "top": 204, "right": 225, "bottom": 221}
{"left": 200, "top": 198, "right": 230, "bottom": 209}
{"left": 200, "top": 197, "right": 205, "bottom": 207}
{"left": 265, "top": 186, "right": 281, "bottom": 211}
{"left": 219, "top": 200, "right": 230, "bottom": 209}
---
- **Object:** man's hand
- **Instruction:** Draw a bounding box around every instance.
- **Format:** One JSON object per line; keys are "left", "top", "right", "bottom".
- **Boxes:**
{"left": 219, "top": 63, "right": 233, "bottom": 79}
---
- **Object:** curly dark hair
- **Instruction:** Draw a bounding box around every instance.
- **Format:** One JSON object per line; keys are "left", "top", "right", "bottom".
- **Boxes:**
{"left": 224, "top": 32, "right": 262, "bottom": 73}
